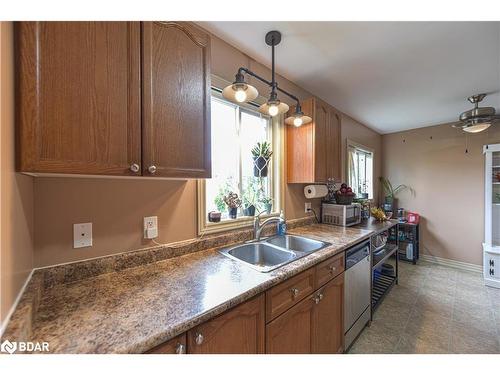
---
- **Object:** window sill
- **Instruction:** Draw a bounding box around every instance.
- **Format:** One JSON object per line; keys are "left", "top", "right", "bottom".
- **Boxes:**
{"left": 200, "top": 212, "right": 280, "bottom": 236}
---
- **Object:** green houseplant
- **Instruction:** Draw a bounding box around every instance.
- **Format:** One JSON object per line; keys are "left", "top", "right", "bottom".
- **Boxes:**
{"left": 379, "top": 177, "right": 413, "bottom": 211}
{"left": 259, "top": 196, "right": 273, "bottom": 214}
{"left": 251, "top": 141, "right": 273, "bottom": 177}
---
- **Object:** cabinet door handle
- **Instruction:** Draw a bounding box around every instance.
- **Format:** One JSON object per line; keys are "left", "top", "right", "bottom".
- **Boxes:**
{"left": 490, "top": 268, "right": 495, "bottom": 276}
{"left": 175, "top": 343, "right": 186, "bottom": 354}
{"left": 490, "top": 259, "right": 495, "bottom": 267}
{"left": 130, "top": 163, "right": 140, "bottom": 173}
{"left": 148, "top": 165, "right": 157, "bottom": 174}
{"left": 194, "top": 332, "right": 204, "bottom": 345}
{"left": 329, "top": 265, "right": 336, "bottom": 273}
{"left": 312, "top": 295, "right": 321, "bottom": 304}
{"left": 290, "top": 287, "right": 299, "bottom": 298}
{"left": 318, "top": 293, "right": 324, "bottom": 301}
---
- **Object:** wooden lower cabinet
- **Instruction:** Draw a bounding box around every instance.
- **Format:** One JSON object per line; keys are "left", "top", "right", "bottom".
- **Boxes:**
{"left": 147, "top": 333, "right": 187, "bottom": 354}
{"left": 266, "top": 293, "right": 316, "bottom": 354}
{"left": 313, "top": 273, "right": 344, "bottom": 354}
{"left": 266, "top": 272, "right": 345, "bottom": 354}
{"left": 187, "top": 295, "right": 265, "bottom": 354}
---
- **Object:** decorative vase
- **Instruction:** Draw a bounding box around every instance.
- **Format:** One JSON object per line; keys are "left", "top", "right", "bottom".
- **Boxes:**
{"left": 243, "top": 205, "right": 255, "bottom": 217}
{"left": 228, "top": 207, "right": 238, "bottom": 219}
{"left": 253, "top": 156, "right": 269, "bottom": 177}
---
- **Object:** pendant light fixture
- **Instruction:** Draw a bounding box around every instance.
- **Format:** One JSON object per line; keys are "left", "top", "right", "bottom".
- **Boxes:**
{"left": 222, "top": 30, "right": 312, "bottom": 126}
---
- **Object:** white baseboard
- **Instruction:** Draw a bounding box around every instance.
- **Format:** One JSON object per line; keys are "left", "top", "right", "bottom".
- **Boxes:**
{"left": 0, "top": 269, "right": 34, "bottom": 339}
{"left": 420, "top": 254, "right": 482, "bottom": 273}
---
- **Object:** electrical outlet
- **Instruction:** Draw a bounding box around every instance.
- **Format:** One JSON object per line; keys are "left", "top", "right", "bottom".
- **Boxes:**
{"left": 305, "top": 202, "right": 312, "bottom": 213}
{"left": 73, "top": 223, "right": 92, "bottom": 248}
{"left": 144, "top": 216, "right": 158, "bottom": 239}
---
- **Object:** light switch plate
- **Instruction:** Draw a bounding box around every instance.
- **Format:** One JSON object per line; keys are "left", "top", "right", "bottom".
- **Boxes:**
{"left": 73, "top": 223, "right": 92, "bottom": 248}
{"left": 305, "top": 202, "right": 312, "bottom": 213}
{"left": 144, "top": 216, "right": 158, "bottom": 239}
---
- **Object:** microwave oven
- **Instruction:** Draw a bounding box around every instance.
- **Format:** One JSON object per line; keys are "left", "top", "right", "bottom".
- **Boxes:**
{"left": 321, "top": 203, "right": 362, "bottom": 227}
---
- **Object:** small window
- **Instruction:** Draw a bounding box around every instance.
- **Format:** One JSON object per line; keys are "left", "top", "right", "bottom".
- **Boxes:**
{"left": 198, "top": 89, "right": 281, "bottom": 234}
{"left": 347, "top": 142, "right": 374, "bottom": 200}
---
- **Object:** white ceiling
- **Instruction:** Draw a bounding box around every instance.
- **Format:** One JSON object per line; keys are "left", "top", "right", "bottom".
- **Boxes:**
{"left": 198, "top": 22, "right": 500, "bottom": 134}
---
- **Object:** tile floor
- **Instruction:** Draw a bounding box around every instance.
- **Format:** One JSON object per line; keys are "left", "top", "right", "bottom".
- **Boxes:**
{"left": 348, "top": 260, "right": 500, "bottom": 354}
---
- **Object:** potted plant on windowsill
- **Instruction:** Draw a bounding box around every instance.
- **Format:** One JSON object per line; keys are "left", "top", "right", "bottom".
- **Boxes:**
{"left": 251, "top": 141, "right": 273, "bottom": 177}
{"left": 259, "top": 196, "right": 273, "bottom": 214}
{"left": 223, "top": 192, "right": 241, "bottom": 219}
{"left": 242, "top": 193, "right": 256, "bottom": 217}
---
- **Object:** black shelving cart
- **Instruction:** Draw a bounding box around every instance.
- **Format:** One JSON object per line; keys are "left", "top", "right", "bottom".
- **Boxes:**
{"left": 397, "top": 222, "right": 419, "bottom": 264}
{"left": 371, "top": 223, "right": 399, "bottom": 312}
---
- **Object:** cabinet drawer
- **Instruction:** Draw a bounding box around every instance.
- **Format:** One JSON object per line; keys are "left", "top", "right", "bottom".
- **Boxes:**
{"left": 315, "top": 252, "right": 345, "bottom": 289}
{"left": 266, "top": 268, "right": 315, "bottom": 322}
{"left": 146, "top": 333, "right": 186, "bottom": 354}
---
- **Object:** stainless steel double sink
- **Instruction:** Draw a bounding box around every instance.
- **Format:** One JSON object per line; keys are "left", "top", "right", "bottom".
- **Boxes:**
{"left": 219, "top": 234, "right": 331, "bottom": 272}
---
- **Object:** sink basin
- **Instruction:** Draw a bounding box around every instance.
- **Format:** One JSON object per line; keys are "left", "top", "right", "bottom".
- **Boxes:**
{"left": 220, "top": 243, "right": 297, "bottom": 272}
{"left": 265, "top": 234, "right": 330, "bottom": 253}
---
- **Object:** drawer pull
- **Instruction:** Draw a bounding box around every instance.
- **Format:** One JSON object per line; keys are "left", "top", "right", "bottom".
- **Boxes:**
{"left": 129, "top": 163, "right": 140, "bottom": 173}
{"left": 290, "top": 287, "right": 299, "bottom": 298}
{"left": 329, "top": 265, "right": 337, "bottom": 273}
{"left": 175, "top": 343, "right": 186, "bottom": 354}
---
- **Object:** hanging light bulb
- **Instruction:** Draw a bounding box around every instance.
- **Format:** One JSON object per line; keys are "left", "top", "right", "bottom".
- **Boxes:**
{"left": 293, "top": 117, "right": 303, "bottom": 127}
{"left": 268, "top": 103, "right": 279, "bottom": 116}
{"left": 222, "top": 72, "right": 258, "bottom": 104}
{"left": 284, "top": 105, "right": 312, "bottom": 127}
{"left": 234, "top": 87, "right": 247, "bottom": 103}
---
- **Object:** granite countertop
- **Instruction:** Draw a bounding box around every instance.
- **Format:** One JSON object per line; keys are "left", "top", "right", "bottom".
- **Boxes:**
{"left": 21, "top": 223, "right": 375, "bottom": 354}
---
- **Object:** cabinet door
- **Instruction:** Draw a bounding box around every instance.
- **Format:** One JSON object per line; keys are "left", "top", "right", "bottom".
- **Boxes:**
{"left": 266, "top": 294, "right": 315, "bottom": 354}
{"left": 16, "top": 22, "right": 142, "bottom": 175}
{"left": 326, "top": 108, "right": 342, "bottom": 182}
{"left": 142, "top": 21, "right": 211, "bottom": 178}
{"left": 187, "top": 295, "right": 265, "bottom": 354}
{"left": 286, "top": 98, "right": 314, "bottom": 183}
{"left": 313, "top": 99, "right": 329, "bottom": 183}
{"left": 313, "top": 273, "right": 344, "bottom": 354}
{"left": 146, "top": 334, "right": 186, "bottom": 354}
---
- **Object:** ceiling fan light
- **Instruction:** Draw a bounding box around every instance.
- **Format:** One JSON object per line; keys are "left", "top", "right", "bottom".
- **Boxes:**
{"left": 463, "top": 122, "right": 491, "bottom": 133}
{"left": 222, "top": 80, "right": 258, "bottom": 104}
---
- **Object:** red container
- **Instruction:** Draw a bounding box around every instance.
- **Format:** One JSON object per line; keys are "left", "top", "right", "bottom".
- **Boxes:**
{"left": 407, "top": 212, "right": 420, "bottom": 224}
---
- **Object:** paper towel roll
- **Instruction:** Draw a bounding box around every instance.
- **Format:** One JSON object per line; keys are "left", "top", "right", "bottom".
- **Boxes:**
{"left": 304, "top": 185, "right": 328, "bottom": 199}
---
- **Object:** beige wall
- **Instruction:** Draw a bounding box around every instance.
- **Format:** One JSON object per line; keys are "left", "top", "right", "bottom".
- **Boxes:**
{"left": 383, "top": 123, "right": 500, "bottom": 265}
{"left": 0, "top": 24, "right": 380, "bottom": 268}
{"left": 0, "top": 22, "right": 34, "bottom": 325}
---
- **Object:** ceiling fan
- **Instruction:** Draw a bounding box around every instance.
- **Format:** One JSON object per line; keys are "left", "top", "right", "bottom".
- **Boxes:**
{"left": 452, "top": 93, "right": 499, "bottom": 133}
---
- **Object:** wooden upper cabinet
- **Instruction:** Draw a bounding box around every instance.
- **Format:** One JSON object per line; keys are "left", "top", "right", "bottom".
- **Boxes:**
{"left": 326, "top": 107, "right": 342, "bottom": 182}
{"left": 141, "top": 22, "right": 211, "bottom": 178}
{"left": 286, "top": 97, "right": 341, "bottom": 183}
{"left": 15, "top": 22, "right": 142, "bottom": 175}
{"left": 187, "top": 295, "right": 265, "bottom": 354}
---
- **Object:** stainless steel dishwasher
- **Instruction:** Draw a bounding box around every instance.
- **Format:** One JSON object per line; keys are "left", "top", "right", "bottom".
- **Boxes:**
{"left": 344, "top": 239, "right": 371, "bottom": 350}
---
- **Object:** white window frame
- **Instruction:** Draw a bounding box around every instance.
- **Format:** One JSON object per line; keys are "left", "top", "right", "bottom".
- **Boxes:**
{"left": 346, "top": 139, "right": 375, "bottom": 200}
{"left": 197, "top": 75, "right": 284, "bottom": 235}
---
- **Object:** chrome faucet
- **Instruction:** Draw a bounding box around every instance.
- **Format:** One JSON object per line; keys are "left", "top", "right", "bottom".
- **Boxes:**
{"left": 253, "top": 214, "right": 285, "bottom": 241}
